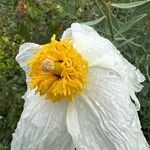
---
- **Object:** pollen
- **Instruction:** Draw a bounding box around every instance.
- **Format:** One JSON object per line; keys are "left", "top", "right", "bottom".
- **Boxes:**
{"left": 27, "top": 35, "right": 89, "bottom": 102}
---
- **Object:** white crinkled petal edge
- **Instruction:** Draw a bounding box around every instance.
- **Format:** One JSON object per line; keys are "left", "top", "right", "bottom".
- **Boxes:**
{"left": 64, "top": 23, "right": 149, "bottom": 150}
{"left": 67, "top": 66, "right": 149, "bottom": 150}
{"left": 16, "top": 43, "right": 40, "bottom": 73}
{"left": 11, "top": 89, "right": 75, "bottom": 150}
{"left": 62, "top": 23, "right": 145, "bottom": 111}
{"left": 12, "top": 44, "right": 75, "bottom": 150}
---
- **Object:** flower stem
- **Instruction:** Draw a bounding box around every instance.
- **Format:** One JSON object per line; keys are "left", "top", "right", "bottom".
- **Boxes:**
{"left": 94, "top": 0, "right": 114, "bottom": 41}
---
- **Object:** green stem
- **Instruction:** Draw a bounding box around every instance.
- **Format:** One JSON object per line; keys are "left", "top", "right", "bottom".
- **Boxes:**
{"left": 94, "top": 0, "right": 114, "bottom": 41}
{"left": 94, "top": 0, "right": 105, "bottom": 16}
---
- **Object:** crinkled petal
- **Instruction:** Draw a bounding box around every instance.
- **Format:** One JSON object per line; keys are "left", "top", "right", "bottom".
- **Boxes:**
{"left": 62, "top": 23, "right": 145, "bottom": 111}
{"left": 16, "top": 43, "right": 40, "bottom": 73}
{"left": 67, "top": 67, "right": 149, "bottom": 150}
{"left": 11, "top": 89, "right": 74, "bottom": 150}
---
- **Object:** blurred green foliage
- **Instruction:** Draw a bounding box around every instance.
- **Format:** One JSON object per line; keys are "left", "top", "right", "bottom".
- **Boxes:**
{"left": 0, "top": 0, "right": 150, "bottom": 149}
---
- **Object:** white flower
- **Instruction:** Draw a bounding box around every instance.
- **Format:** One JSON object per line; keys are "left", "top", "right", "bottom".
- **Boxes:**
{"left": 11, "top": 23, "right": 149, "bottom": 150}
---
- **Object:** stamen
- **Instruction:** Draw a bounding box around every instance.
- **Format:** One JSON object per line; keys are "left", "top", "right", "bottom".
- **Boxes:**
{"left": 28, "top": 36, "right": 88, "bottom": 102}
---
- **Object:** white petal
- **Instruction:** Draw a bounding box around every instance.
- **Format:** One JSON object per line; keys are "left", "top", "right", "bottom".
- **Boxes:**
{"left": 61, "top": 28, "right": 72, "bottom": 39}
{"left": 16, "top": 43, "right": 40, "bottom": 73}
{"left": 11, "top": 90, "right": 74, "bottom": 150}
{"left": 67, "top": 67, "right": 149, "bottom": 150}
{"left": 62, "top": 23, "right": 145, "bottom": 110}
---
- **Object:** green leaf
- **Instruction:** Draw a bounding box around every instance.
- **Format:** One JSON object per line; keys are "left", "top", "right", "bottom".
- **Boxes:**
{"left": 116, "top": 14, "right": 147, "bottom": 35}
{"left": 116, "top": 36, "right": 145, "bottom": 50}
{"left": 84, "top": 16, "right": 105, "bottom": 26}
{"left": 111, "top": 0, "right": 150, "bottom": 9}
{"left": 117, "top": 38, "right": 134, "bottom": 48}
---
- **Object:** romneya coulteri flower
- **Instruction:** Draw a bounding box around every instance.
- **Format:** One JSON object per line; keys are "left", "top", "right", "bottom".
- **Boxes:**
{"left": 11, "top": 23, "right": 150, "bottom": 150}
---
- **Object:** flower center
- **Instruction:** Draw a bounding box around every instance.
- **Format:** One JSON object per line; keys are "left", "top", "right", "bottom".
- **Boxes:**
{"left": 41, "top": 59, "right": 64, "bottom": 76}
{"left": 28, "top": 35, "right": 89, "bottom": 102}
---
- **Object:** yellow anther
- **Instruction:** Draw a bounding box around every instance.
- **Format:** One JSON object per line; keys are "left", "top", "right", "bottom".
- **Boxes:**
{"left": 51, "top": 34, "right": 56, "bottom": 42}
{"left": 28, "top": 35, "right": 88, "bottom": 102}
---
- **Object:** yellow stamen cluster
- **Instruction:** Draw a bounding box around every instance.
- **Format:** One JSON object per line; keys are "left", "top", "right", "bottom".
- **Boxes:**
{"left": 28, "top": 36, "right": 88, "bottom": 102}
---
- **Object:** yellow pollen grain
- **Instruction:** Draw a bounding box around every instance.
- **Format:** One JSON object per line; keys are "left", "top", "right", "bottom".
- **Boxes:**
{"left": 27, "top": 35, "right": 89, "bottom": 102}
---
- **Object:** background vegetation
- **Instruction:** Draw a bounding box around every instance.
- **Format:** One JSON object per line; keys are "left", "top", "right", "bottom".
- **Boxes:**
{"left": 0, "top": 0, "right": 150, "bottom": 149}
